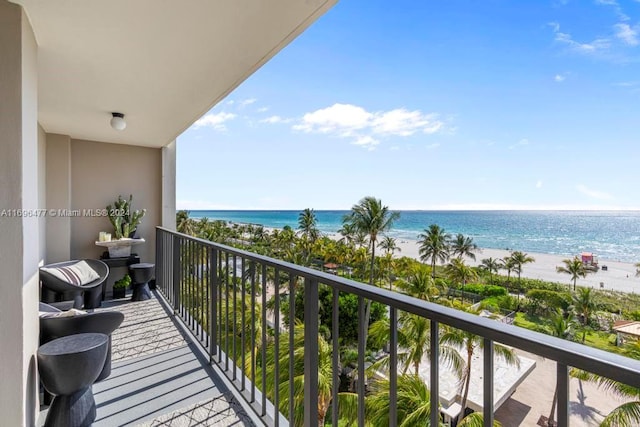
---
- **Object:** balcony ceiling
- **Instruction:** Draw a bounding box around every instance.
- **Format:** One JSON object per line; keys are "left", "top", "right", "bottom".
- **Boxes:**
{"left": 14, "top": 0, "right": 336, "bottom": 147}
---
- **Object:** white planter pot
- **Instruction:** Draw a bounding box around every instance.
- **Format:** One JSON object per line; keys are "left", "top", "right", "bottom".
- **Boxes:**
{"left": 96, "top": 238, "right": 145, "bottom": 258}
{"left": 108, "top": 245, "right": 132, "bottom": 258}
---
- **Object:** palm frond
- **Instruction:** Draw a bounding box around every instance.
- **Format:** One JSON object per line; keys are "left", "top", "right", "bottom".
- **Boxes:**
{"left": 599, "top": 401, "right": 640, "bottom": 427}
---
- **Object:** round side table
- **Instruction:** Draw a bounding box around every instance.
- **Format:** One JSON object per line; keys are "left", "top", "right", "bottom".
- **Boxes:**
{"left": 38, "top": 333, "right": 108, "bottom": 427}
{"left": 129, "top": 262, "right": 155, "bottom": 301}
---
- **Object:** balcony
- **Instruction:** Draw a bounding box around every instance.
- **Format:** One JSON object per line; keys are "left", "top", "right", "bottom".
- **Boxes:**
{"left": 38, "top": 294, "right": 254, "bottom": 426}
{"left": 149, "top": 227, "right": 640, "bottom": 427}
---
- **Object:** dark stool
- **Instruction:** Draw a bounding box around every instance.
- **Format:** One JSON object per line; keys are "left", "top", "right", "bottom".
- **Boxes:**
{"left": 129, "top": 263, "right": 155, "bottom": 301}
{"left": 38, "top": 333, "right": 108, "bottom": 427}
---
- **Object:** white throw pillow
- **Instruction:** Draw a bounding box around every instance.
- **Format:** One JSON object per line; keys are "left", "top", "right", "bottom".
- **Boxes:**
{"left": 39, "top": 308, "right": 87, "bottom": 318}
{"left": 41, "top": 261, "right": 100, "bottom": 286}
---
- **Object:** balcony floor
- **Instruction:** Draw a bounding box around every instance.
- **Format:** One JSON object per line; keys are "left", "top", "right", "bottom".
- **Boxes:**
{"left": 48, "top": 293, "right": 254, "bottom": 426}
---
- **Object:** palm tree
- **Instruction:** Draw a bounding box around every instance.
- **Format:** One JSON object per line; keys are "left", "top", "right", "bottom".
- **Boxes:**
{"left": 396, "top": 266, "right": 445, "bottom": 301}
{"left": 451, "top": 233, "right": 479, "bottom": 261}
{"left": 502, "top": 256, "right": 517, "bottom": 286}
{"left": 176, "top": 210, "right": 195, "bottom": 235}
{"left": 418, "top": 224, "right": 451, "bottom": 279}
{"left": 379, "top": 236, "right": 401, "bottom": 289}
{"left": 571, "top": 339, "right": 640, "bottom": 427}
{"left": 509, "top": 251, "right": 535, "bottom": 292}
{"left": 256, "top": 322, "right": 344, "bottom": 425}
{"left": 343, "top": 197, "right": 399, "bottom": 355}
{"left": 480, "top": 257, "right": 503, "bottom": 285}
{"left": 379, "top": 236, "right": 400, "bottom": 257}
{"left": 362, "top": 374, "right": 501, "bottom": 427}
{"left": 440, "top": 314, "right": 520, "bottom": 415}
{"left": 571, "top": 369, "right": 640, "bottom": 427}
{"left": 343, "top": 197, "right": 400, "bottom": 287}
{"left": 297, "top": 208, "right": 319, "bottom": 243}
{"left": 547, "top": 309, "right": 578, "bottom": 426}
{"left": 556, "top": 256, "right": 590, "bottom": 291}
{"left": 365, "top": 374, "right": 437, "bottom": 427}
{"left": 337, "top": 222, "right": 357, "bottom": 248}
{"left": 572, "top": 287, "right": 596, "bottom": 327}
{"left": 446, "top": 258, "right": 478, "bottom": 304}
{"left": 368, "top": 312, "right": 463, "bottom": 377}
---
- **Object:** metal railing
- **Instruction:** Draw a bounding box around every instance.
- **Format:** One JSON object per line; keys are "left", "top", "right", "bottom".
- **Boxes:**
{"left": 155, "top": 227, "right": 640, "bottom": 427}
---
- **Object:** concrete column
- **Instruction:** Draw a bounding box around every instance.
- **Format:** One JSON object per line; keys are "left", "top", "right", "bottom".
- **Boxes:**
{"left": 0, "top": 2, "right": 40, "bottom": 426}
{"left": 162, "top": 140, "right": 177, "bottom": 230}
{"left": 45, "top": 134, "right": 72, "bottom": 262}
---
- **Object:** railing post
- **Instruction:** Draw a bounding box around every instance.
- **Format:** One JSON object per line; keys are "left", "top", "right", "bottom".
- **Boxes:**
{"left": 357, "top": 296, "right": 365, "bottom": 427}
{"left": 430, "top": 321, "right": 439, "bottom": 427}
{"left": 155, "top": 227, "right": 162, "bottom": 292}
{"left": 209, "top": 247, "right": 218, "bottom": 361}
{"left": 303, "top": 278, "right": 319, "bottom": 427}
{"left": 557, "top": 363, "right": 569, "bottom": 427}
{"left": 483, "top": 338, "right": 494, "bottom": 427}
{"left": 172, "top": 235, "right": 181, "bottom": 312}
{"left": 331, "top": 288, "right": 339, "bottom": 427}
{"left": 389, "top": 307, "right": 398, "bottom": 427}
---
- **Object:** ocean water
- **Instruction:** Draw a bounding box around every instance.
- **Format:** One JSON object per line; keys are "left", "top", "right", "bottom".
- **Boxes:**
{"left": 187, "top": 210, "right": 640, "bottom": 263}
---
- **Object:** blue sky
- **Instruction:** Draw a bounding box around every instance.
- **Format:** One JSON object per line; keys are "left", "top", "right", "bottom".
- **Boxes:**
{"left": 177, "top": 0, "right": 640, "bottom": 211}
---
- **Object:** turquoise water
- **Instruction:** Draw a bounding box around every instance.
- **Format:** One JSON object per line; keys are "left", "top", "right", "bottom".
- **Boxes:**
{"left": 188, "top": 210, "right": 640, "bottom": 263}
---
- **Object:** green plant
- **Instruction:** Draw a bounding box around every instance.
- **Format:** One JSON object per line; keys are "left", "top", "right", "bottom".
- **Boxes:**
{"left": 107, "top": 194, "right": 146, "bottom": 239}
{"left": 114, "top": 274, "right": 131, "bottom": 289}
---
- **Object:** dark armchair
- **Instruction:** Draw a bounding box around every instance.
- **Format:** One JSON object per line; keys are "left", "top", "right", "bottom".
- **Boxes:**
{"left": 40, "top": 259, "right": 109, "bottom": 309}
{"left": 39, "top": 303, "right": 124, "bottom": 382}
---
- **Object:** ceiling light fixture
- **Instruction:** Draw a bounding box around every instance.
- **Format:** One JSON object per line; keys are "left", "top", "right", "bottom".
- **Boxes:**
{"left": 110, "top": 112, "right": 127, "bottom": 131}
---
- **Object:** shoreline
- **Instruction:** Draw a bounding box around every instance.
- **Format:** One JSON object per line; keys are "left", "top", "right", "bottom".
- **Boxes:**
{"left": 324, "top": 232, "right": 640, "bottom": 294}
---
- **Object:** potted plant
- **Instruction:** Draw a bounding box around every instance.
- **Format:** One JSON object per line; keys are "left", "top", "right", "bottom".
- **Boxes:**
{"left": 113, "top": 274, "right": 131, "bottom": 299}
{"left": 102, "top": 195, "right": 147, "bottom": 257}
{"left": 107, "top": 194, "right": 146, "bottom": 239}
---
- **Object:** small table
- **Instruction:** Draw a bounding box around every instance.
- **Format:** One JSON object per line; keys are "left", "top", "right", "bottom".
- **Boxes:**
{"left": 38, "top": 333, "right": 108, "bottom": 427}
{"left": 100, "top": 254, "right": 141, "bottom": 300}
{"left": 129, "top": 263, "right": 155, "bottom": 301}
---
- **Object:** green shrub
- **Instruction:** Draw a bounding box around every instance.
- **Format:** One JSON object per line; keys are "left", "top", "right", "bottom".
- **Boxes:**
{"left": 293, "top": 285, "right": 387, "bottom": 349}
{"left": 461, "top": 283, "right": 508, "bottom": 297}
{"left": 628, "top": 310, "right": 640, "bottom": 321}
{"left": 525, "top": 289, "right": 571, "bottom": 315}
{"left": 114, "top": 274, "right": 131, "bottom": 289}
{"left": 482, "top": 295, "right": 518, "bottom": 311}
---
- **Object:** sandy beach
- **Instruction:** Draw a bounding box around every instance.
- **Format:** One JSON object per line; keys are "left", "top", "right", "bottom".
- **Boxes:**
{"left": 389, "top": 238, "right": 640, "bottom": 294}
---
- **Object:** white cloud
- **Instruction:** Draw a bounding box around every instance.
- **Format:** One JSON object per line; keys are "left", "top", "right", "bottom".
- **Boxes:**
{"left": 614, "top": 23, "right": 639, "bottom": 46}
{"left": 260, "top": 115, "right": 291, "bottom": 124}
{"left": 576, "top": 184, "right": 613, "bottom": 200}
{"left": 371, "top": 109, "right": 443, "bottom": 136}
{"left": 293, "top": 103, "right": 445, "bottom": 149}
{"left": 257, "top": 107, "right": 269, "bottom": 113}
{"left": 353, "top": 135, "right": 379, "bottom": 148}
{"left": 426, "top": 143, "right": 440, "bottom": 149}
{"left": 239, "top": 98, "right": 257, "bottom": 107}
{"left": 192, "top": 112, "right": 237, "bottom": 130}
{"left": 550, "top": 22, "right": 610, "bottom": 54}
{"left": 554, "top": 74, "right": 566, "bottom": 82}
{"left": 509, "top": 138, "right": 530, "bottom": 149}
{"left": 536, "top": 180, "right": 543, "bottom": 189}
{"left": 294, "top": 104, "right": 372, "bottom": 135}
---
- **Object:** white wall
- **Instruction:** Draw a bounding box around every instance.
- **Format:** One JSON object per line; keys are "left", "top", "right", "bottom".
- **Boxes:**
{"left": 0, "top": 3, "right": 40, "bottom": 425}
{"left": 38, "top": 124, "right": 47, "bottom": 263}
{"left": 162, "top": 140, "right": 177, "bottom": 230}
{"left": 45, "top": 134, "right": 72, "bottom": 263}
{"left": 69, "top": 138, "right": 162, "bottom": 263}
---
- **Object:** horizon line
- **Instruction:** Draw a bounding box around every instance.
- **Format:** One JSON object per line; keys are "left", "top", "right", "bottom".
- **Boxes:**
{"left": 178, "top": 207, "right": 640, "bottom": 212}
